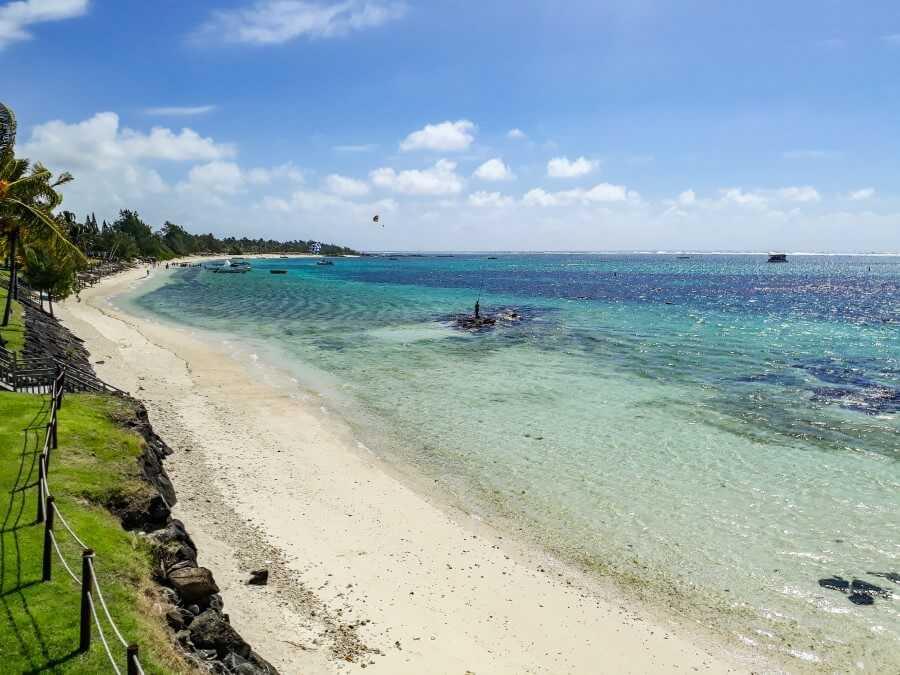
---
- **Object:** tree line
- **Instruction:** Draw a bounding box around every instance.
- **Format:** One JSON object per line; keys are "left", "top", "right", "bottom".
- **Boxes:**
{"left": 1, "top": 101, "right": 357, "bottom": 334}
{"left": 64, "top": 210, "right": 357, "bottom": 260}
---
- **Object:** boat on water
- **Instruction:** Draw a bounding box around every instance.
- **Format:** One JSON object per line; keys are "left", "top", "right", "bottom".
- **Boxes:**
{"left": 270, "top": 269, "right": 288, "bottom": 275}
{"left": 211, "top": 258, "right": 252, "bottom": 273}
{"left": 316, "top": 259, "right": 334, "bottom": 266}
{"left": 767, "top": 253, "right": 788, "bottom": 263}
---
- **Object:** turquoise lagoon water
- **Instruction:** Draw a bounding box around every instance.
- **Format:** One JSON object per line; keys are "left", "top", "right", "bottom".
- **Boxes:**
{"left": 127, "top": 254, "right": 899, "bottom": 671}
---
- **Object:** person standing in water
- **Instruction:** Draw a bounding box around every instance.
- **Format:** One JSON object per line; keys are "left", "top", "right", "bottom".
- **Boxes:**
{"left": 474, "top": 299, "right": 480, "bottom": 319}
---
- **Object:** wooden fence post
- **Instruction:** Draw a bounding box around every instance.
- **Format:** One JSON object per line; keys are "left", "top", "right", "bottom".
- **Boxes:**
{"left": 36, "top": 455, "right": 45, "bottom": 523}
{"left": 80, "top": 549, "right": 95, "bottom": 652}
{"left": 42, "top": 497, "right": 55, "bottom": 581}
{"left": 127, "top": 644, "right": 140, "bottom": 675}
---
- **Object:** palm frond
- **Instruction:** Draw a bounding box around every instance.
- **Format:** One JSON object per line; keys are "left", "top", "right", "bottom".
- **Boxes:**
{"left": 6, "top": 197, "right": 87, "bottom": 262}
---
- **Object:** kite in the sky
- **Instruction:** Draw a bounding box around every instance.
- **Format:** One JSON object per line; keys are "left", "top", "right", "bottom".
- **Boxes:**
{"left": 373, "top": 214, "right": 382, "bottom": 227}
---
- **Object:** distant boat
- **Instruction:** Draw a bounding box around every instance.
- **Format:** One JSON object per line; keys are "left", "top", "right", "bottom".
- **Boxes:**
{"left": 316, "top": 259, "right": 334, "bottom": 266}
{"left": 270, "top": 269, "right": 288, "bottom": 275}
{"left": 279, "top": 255, "right": 289, "bottom": 259}
{"left": 767, "top": 253, "right": 788, "bottom": 263}
{"left": 212, "top": 258, "right": 251, "bottom": 273}
{"left": 676, "top": 255, "right": 691, "bottom": 259}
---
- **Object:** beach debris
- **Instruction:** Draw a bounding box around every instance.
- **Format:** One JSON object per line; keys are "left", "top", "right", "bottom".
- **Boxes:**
{"left": 248, "top": 569, "right": 270, "bottom": 585}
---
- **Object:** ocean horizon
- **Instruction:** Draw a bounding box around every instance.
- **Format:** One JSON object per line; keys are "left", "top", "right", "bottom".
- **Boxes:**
{"left": 123, "top": 252, "right": 899, "bottom": 672}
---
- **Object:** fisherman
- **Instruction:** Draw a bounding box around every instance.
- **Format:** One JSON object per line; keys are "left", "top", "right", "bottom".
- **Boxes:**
{"left": 474, "top": 299, "right": 480, "bottom": 319}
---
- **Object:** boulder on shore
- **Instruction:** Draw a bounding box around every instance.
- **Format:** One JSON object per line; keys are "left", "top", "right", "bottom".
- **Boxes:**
{"left": 189, "top": 609, "right": 251, "bottom": 659}
{"left": 168, "top": 566, "right": 219, "bottom": 604}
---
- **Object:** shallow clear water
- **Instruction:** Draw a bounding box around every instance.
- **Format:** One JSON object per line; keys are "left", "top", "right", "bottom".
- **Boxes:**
{"left": 130, "top": 254, "right": 899, "bottom": 670}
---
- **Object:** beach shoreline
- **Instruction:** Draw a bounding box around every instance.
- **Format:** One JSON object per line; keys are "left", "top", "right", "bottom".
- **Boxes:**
{"left": 56, "top": 259, "right": 755, "bottom": 674}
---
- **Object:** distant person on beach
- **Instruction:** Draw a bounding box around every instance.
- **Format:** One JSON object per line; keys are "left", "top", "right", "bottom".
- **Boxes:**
{"left": 475, "top": 299, "right": 480, "bottom": 318}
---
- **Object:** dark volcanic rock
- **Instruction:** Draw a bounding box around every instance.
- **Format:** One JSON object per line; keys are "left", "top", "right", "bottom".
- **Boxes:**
{"left": 107, "top": 490, "right": 170, "bottom": 531}
{"left": 189, "top": 609, "right": 251, "bottom": 659}
{"left": 166, "top": 607, "right": 194, "bottom": 630}
{"left": 247, "top": 569, "right": 269, "bottom": 585}
{"left": 151, "top": 519, "right": 198, "bottom": 574}
{"left": 867, "top": 571, "right": 900, "bottom": 584}
{"left": 168, "top": 567, "right": 220, "bottom": 604}
{"left": 851, "top": 579, "right": 890, "bottom": 599}
{"left": 818, "top": 576, "right": 850, "bottom": 593}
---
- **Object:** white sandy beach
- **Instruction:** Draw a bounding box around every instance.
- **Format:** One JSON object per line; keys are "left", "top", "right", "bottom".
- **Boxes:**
{"left": 56, "top": 261, "right": 752, "bottom": 675}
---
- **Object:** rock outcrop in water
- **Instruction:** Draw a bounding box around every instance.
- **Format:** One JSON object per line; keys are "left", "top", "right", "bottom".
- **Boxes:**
{"left": 451, "top": 307, "right": 523, "bottom": 331}
{"left": 817, "top": 575, "right": 895, "bottom": 606}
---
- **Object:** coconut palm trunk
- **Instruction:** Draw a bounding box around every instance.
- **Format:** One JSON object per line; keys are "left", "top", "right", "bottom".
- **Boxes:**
{"left": 2, "top": 229, "right": 17, "bottom": 326}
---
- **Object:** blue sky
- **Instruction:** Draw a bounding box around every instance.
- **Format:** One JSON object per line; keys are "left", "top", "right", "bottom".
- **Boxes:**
{"left": 2, "top": 0, "right": 899, "bottom": 251}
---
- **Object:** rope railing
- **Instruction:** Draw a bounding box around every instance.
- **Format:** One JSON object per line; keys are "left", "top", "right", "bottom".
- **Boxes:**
{"left": 88, "top": 594, "right": 123, "bottom": 675}
{"left": 33, "top": 373, "right": 147, "bottom": 674}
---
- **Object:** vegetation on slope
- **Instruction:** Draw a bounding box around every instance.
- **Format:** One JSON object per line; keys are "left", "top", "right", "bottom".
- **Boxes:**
{"left": 0, "top": 271, "right": 25, "bottom": 353}
{"left": 0, "top": 392, "right": 189, "bottom": 673}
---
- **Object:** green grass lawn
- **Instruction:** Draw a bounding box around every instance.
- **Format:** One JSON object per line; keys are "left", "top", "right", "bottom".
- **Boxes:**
{"left": 0, "top": 272, "right": 26, "bottom": 354}
{"left": 0, "top": 392, "right": 188, "bottom": 673}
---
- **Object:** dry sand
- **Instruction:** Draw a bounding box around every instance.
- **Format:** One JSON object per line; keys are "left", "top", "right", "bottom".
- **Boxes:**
{"left": 57, "top": 261, "right": 753, "bottom": 674}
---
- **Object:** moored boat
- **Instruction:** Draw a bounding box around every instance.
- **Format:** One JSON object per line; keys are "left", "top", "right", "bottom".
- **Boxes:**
{"left": 767, "top": 253, "right": 788, "bottom": 263}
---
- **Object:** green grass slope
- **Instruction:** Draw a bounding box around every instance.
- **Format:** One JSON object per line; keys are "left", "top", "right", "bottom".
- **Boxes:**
{"left": 0, "top": 392, "right": 188, "bottom": 673}
{"left": 0, "top": 272, "right": 26, "bottom": 354}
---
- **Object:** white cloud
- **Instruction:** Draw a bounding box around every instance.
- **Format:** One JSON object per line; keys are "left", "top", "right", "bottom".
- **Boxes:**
{"left": 468, "top": 191, "right": 513, "bottom": 208}
{"left": 181, "top": 161, "right": 243, "bottom": 194}
{"left": 333, "top": 143, "right": 377, "bottom": 152}
{"left": 523, "top": 183, "right": 635, "bottom": 207}
{"left": 677, "top": 189, "right": 696, "bottom": 206}
{"left": 848, "top": 187, "right": 875, "bottom": 201}
{"left": 0, "top": 0, "right": 88, "bottom": 49}
{"left": 22, "top": 112, "right": 235, "bottom": 170}
{"left": 719, "top": 188, "right": 767, "bottom": 208}
{"left": 777, "top": 186, "right": 821, "bottom": 202}
{"left": 400, "top": 120, "right": 476, "bottom": 152}
{"left": 546, "top": 156, "right": 597, "bottom": 178}
{"left": 507, "top": 128, "right": 527, "bottom": 140}
{"left": 325, "top": 173, "right": 370, "bottom": 197}
{"left": 179, "top": 161, "right": 304, "bottom": 195}
{"left": 370, "top": 159, "right": 463, "bottom": 195}
{"left": 195, "top": 0, "right": 406, "bottom": 45}
{"left": 473, "top": 158, "right": 514, "bottom": 182}
{"left": 144, "top": 105, "right": 218, "bottom": 117}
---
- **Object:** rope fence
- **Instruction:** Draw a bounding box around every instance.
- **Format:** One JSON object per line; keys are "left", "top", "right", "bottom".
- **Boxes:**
{"left": 35, "top": 370, "right": 146, "bottom": 674}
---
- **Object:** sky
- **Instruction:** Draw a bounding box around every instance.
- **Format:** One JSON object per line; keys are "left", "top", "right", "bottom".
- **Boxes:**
{"left": 2, "top": 0, "right": 900, "bottom": 252}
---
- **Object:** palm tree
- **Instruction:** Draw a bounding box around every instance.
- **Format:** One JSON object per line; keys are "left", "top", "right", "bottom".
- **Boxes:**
{"left": 1, "top": 145, "right": 81, "bottom": 326}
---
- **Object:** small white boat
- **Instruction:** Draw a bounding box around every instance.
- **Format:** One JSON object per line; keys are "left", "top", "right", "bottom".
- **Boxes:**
{"left": 212, "top": 258, "right": 252, "bottom": 273}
